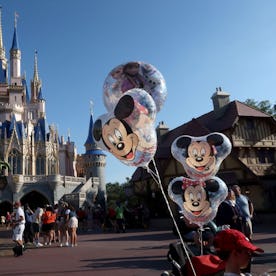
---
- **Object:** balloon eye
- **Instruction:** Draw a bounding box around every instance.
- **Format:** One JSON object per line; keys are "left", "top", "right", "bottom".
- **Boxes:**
{"left": 197, "top": 192, "right": 202, "bottom": 201}
{"left": 192, "top": 149, "right": 198, "bottom": 157}
{"left": 189, "top": 193, "right": 194, "bottom": 201}
{"left": 108, "top": 135, "right": 116, "bottom": 146}
{"left": 114, "top": 129, "right": 123, "bottom": 141}
{"left": 201, "top": 148, "right": 206, "bottom": 156}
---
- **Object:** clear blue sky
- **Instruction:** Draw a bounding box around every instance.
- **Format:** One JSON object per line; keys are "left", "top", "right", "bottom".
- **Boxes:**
{"left": 2, "top": 1, "right": 276, "bottom": 184}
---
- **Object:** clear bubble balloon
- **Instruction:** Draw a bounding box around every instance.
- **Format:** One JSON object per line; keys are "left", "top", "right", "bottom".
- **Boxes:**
{"left": 93, "top": 88, "right": 157, "bottom": 168}
{"left": 168, "top": 176, "right": 228, "bottom": 227}
{"left": 103, "top": 61, "right": 167, "bottom": 113}
{"left": 171, "top": 132, "right": 232, "bottom": 181}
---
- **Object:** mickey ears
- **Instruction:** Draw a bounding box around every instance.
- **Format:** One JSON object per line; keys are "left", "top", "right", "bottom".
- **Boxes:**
{"left": 176, "top": 136, "right": 192, "bottom": 149}
{"left": 114, "top": 95, "right": 134, "bottom": 120}
{"left": 93, "top": 119, "right": 102, "bottom": 141}
{"left": 171, "top": 180, "right": 183, "bottom": 194}
{"left": 206, "top": 133, "right": 224, "bottom": 146}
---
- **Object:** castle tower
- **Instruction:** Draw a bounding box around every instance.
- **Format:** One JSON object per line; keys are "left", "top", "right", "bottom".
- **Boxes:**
{"left": 7, "top": 13, "right": 24, "bottom": 121}
{"left": 84, "top": 104, "right": 107, "bottom": 207}
{"left": 0, "top": 7, "right": 7, "bottom": 84}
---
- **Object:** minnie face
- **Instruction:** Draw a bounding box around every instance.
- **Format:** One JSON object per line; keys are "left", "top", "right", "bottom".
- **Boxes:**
{"left": 183, "top": 185, "right": 212, "bottom": 217}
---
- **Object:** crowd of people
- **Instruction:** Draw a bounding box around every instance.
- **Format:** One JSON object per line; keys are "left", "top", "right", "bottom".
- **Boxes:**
{"left": 3, "top": 199, "right": 151, "bottom": 257}
{"left": 8, "top": 201, "right": 83, "bottom": 256}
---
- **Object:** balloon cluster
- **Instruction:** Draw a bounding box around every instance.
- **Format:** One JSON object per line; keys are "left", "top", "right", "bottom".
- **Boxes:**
{"left": 93, "top": 61, "right": 167, "bottom": 168}
{"left": 168, "top": 133, "right": 232, "bottom": 227}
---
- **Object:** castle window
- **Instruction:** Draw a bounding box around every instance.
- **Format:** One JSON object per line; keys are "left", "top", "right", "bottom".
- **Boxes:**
{"left": 25, "top": 156, "right": 32, "bottom": 175}
{"left": 36, "top": 155, "right": 45, "bottom": 175}
{"left": 8, "top": 149, "right": 22, "bottom": 174}
{"left": 48, "top": 156, "right": 57, "bottom": 175}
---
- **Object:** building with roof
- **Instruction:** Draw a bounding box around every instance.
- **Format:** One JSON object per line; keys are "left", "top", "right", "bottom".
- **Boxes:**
{"left": 131, "top": 88, "right": 276, "bottom": 216}
{"left": 0, "top": 9, "right": 106, "bottom": 214}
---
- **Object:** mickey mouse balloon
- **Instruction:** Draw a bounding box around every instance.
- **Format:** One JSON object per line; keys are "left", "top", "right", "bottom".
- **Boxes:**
{"left": 103, "top": 61, "right": 167, "bottom": 113}
{"left": 168, "top": 176, "right": 228, "bottom": 227}
{"left": 171, "top": 133, "right": 232, "bottom": 181}
{"left": 93, "top": 88, "right": 157, "bottom": 168}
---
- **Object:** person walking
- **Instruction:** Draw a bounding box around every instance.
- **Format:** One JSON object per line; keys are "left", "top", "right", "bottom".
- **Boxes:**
{"left": 41, "top": 205, "right": 56, "bottom": 246}
{"left": 5, "top": 211, "right": 12, "bottom": 230}
{"left": 23, "top": 203, "right": 34, "bottom": 245}
{"left": 115, "top": 201, "right": 126, "bottom": 233}
{"left": 68, "top": 205, "right": 78, "bottom": 247}
{"left": 216, "top": 188, "right": 243, "bottom": 231}
{"left": 57, "top": 202, "right": 70, "bottom": 247}
{"left": 232, "top": 185, "right": 254, "bottom": 240}
{"left": 12, "top": 201, "right": 25, "bottom": 257}
{"left": 32, "top": 206, "right": 44, "bottom": 247}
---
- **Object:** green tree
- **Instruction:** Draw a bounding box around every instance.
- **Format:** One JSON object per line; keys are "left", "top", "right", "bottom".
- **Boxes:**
{"left": 244, "top": 99, "right": 276, "bottom": 118}
{"left": 106, "top": 179, "right": 139, "bottom": 208}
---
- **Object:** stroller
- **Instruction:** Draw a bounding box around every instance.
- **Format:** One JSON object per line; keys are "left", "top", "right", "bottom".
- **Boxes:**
{"left": 164, "top": 221, "right": 227, "bottom": 276}
{"left": 165, "top": 241, "right": 225, "bottom": 276}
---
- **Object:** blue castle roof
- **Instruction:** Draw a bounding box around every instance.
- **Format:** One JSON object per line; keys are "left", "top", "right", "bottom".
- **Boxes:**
{"left": 0, "top": 115, "right": 26, "bottom": 139}
{"left": 11, "top": 26, "right": 19, "bottom": 50}
{"left": 22, "top": 78, "right": 30, "bottom": 103}
{"left": 85, "top": 113, "right": 106, "bottom": 156}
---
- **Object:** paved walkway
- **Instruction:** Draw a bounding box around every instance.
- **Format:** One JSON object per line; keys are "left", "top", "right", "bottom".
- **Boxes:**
{"left": 0, "top": 216, "right": 275, "bottom": 276}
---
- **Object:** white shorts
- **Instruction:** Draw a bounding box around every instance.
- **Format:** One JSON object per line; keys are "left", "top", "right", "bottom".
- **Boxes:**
{"left": 13, "top": 224, "right": 25, "bottom": 241}
{"left": 68, "top": 217, "right": 78, "bottom": 228}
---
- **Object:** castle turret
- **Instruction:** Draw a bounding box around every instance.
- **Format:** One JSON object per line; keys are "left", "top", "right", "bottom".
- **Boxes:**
{"left": 84, "top": 105, "right": 107, "bottom": 207}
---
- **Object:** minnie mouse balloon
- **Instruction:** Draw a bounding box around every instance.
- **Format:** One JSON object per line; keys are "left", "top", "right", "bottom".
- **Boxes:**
{"left": 171, "top": 133, "right": 232, "bottom": 181}
{"left": 103, "top": 61, "right": 167, "bottom": 113}
{"left": 168, "top": 176, "right": 228, "bottom": 227}
{"left": 93, "top": 88, "right": 157, "bottom": 168}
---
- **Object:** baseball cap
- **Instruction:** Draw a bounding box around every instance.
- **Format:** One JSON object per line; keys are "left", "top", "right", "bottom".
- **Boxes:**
{"left": 214, "top": 229, "right": 264, "bottom": 253}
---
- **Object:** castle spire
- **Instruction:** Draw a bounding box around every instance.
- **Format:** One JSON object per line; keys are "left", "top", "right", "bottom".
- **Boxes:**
{"left": 11, "top": 12, "right": 19, "bottom": 50}
{"left": 0, "top": 7, "right": 6, "bottom": 60}
{"left": 31, "top": 50, "right": 42, "bottom": 102}
{"left": 10, "top": 11, "right": 21, "bottom": 85}
{"left": 0, "top": 7, "right": 7, "bottom": 83}
{"left": 33, "top": 50, "right": 39, "bottom": 81}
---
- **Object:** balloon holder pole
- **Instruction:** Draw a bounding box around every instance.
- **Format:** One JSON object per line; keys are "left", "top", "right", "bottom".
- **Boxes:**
{"left": 197, "top": 227, "right": 204, "bottom": 256}
{"left": 147, "top": 158, "right": 197, "bottom": 276}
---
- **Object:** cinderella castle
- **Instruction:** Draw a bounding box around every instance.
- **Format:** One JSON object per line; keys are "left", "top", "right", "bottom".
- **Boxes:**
{"left": 0, "top": 10, "right": 107, "bottom": 213}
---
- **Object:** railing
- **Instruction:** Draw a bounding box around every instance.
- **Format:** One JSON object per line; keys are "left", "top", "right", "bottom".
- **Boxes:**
{"left": 21, "top": 174, "right": 85, "bottom": 184}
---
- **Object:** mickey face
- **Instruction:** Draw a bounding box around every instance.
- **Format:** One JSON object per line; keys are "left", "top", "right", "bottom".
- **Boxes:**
{"left": 186, "top": 141, "right": 216, "bottom": 174}
{"left": 183, "top": 185, "right": 212, "bottom": 217}
{"left": 171, "top": 133, "right": 232, "bottom": 180}
{"left": 102, "top": 118, "right": 139, "bottom": 161}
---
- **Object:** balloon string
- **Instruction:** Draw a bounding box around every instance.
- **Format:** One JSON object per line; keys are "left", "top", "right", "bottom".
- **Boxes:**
{"left": 147, "top": 158, "right": 197, "bottom": 276}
